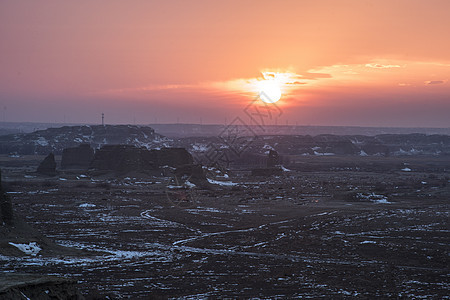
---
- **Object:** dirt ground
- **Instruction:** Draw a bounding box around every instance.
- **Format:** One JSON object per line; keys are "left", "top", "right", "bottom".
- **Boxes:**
{"left": 0, "top": 154, "right": 449, "bottom": 299}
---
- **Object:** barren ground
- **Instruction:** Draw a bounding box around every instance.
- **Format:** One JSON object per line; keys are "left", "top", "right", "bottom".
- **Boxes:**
{"left": 0, "top": 155, "right": 449, "bottom": 299}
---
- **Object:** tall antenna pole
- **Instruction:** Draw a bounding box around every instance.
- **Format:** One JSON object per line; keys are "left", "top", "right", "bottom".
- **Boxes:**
{"left": 102, "top": 113, "right": 104, "bottom": 126}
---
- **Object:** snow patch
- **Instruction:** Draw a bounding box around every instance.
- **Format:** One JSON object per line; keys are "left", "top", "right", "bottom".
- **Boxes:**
{"left": 35, "top": 137, "right": 49, "bottom": 146}
{"left": 207, "top": 179, "right": 238, "bottom": 186}
{"left": 185, "top": 181, "right": 196, "bottom": 188}
{"left": 357, "top": 192, "right": 391, "bottom": 204}
{"left": 79, "top": 203, "right": 96, "bottom": 208}
{"left": 314, "top": 151, "right": 335, "bottom": 156}
{"left": 9, "top": 242, "right": 41, "bottom": 256}
{"left": 191, "top": 144, "right": 208, "bottom": 152}
{"left": 359, "top": 150, "right": 368, "bottom": 156}
{"left": 360, "top": 240, "right": 377, "bottom": 244}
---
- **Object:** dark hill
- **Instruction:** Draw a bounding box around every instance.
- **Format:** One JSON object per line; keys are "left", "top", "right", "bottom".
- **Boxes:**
{"left": 0, "top": 125, "right": 168, "bottom": 155}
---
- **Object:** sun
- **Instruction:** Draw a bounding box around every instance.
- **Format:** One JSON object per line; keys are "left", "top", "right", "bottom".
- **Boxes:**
{"left": 258, "top": 80, "right": 282, "bottom": 103}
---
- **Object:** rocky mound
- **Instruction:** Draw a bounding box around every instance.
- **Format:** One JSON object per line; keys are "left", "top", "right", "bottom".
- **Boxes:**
{"left": 267, "top": 150, "right": 279, "bottom": 168}
{"left": 37, "top": 153, "right": 57, "bottom": 176}
{"left": 0, "top": 125, "right": 167, "bottom": 155}
{"left": 0, "top": 274, "right": 84, "bottom": 300}
{"left": 0, "top": 170, "right": 84, "bottom": 257}
{"left": 175, "top": 164, "right": 209, "bottom": 188}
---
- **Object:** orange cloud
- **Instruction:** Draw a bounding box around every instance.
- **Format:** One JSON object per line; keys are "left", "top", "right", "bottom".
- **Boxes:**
{"left": 425, "top": 80, "right": 447, "bottom": 85}
{"left": 365, "top": 63, "right": 402, "bottom": 69}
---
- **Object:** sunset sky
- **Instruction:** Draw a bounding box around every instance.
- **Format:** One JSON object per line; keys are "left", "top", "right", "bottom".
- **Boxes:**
{"left": 1, "top": 0, "right": 450, "bottom": 127}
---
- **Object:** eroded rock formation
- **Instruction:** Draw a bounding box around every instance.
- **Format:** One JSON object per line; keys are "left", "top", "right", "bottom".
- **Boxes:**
{"left": 175, "top": 164, "right": 208, "bottom": 187}
{"left": 90, "top": 145, "right": 194, "bottom": 173}
{"left": 61, "top": 144, "right": 94, "bottom": 170}
{"left": 267, "top": 150, "right": 279, "bottom": 168}
{"left": 37, "top": 153, "right": 57, "bottom": 176}
{"left": 90, "top": 145, "right": 157, "bottom": 173}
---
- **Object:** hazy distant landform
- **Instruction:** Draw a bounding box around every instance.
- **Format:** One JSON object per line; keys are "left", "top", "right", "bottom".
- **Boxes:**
{"left": 0, "top": 123, "right": 449, "bottom": 157}
{"left": 1, "top": 122, "right": 449, "bottom": 137}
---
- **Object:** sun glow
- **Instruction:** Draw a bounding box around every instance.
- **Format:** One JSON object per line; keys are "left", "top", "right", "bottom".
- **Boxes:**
{"left": 258, "top": 80, "right": 282, "bottom": 103}
{"left": 211, "top": 70, "right": 304, "bottom": 103}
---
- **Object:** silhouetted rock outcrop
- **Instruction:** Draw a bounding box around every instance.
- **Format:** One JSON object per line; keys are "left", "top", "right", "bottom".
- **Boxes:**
{"left": 37, "top": 153, "right": 57, "bottom": 176}
{"left": 175, "top": 164, "right": 209, "bottom": 188}
{"left": 0, "top": 274, "right": 85, "bottom": 299}
{"left": 175, "top": 164, "right": 205, "bottom": 180}
{"left": 0, "top": 196, "right": 13, "bottom": 226}
{"left": 90, "top": 145, "right": 157, "bottom": 173}
{"left": 61, "top": 144, "right": 94, "bottom": 170}
{"left": 267, "top": 150, "right": 279, "bottom": 168}
{"left": 0, "top": 173, "right": 83, "bottom": 259}
{"left": 156, "top": 148, "right": 194, "bottom": 167}
{"left": 90, "top": 145, "right": 194, "bottom": 173}
{"left": 0, "top": 170, "right": 14, "bottom": 226}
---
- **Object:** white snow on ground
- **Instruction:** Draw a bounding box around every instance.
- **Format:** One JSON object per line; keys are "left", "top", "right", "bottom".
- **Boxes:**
{"left": 8, "top": 242, "right": 41, "bottom": 256}
{"left": 35, "top": 137, "right": 49, "bottom": 146}
{"left": 167, "top": 185, "right": 183, "bottom": 189}
{"left": 394, "top": 148, "right": 423, "bottom": 155}
{"left": 207, "top": 179, "right": 238, "bottom": 186}
{"left": 185, "top": 181, "right": 196, "bottom": 188}
{"left": 79, "top": 203, "right": 96, "bottom": 208}
{"left": 186, "top": 207, "right": 224, "bottom": 214}
{"left": 359, "top": 150, "right": 368, "bottom": 156}
{"left": 350, "top": 138, "right": 363, "bottom": 145}
{"left": 263, "top": 144, "right": 275, "bottom": 154}
{"left": 357, "top": 192, "right": 391, "bottom": 204}
{"left": 167, "top": 181, "right": 196, "bottom": 189}
{"left": 215, "top": 173, "right": 229, "bottom": 179}
{"left": 314, "top": 151, "right": 335, "bottom": 156}
{"left": 372, "top": 198, "right": 390, "bottom": 204}
{"left": 281, "top": 166, "right": 291, "bottom": 172}
{"left": 140, "top": 210, "right": 195, "bottom": 230}
{"left": 191, "top": 144, "right": 208, "bottom": 152}
{"left": 313, "top": 211, "right": 338, "bottom": 217}
{"left": 360, "top": 241, "right": 377, "bottom": 244}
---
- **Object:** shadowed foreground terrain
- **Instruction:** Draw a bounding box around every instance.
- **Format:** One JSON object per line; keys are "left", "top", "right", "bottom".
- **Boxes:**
{"left": 0, "top": 154, "right": 448, "bottom": 298}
